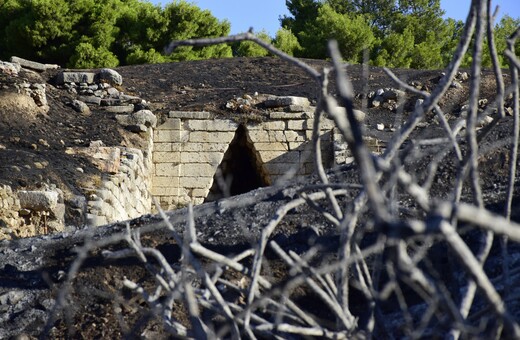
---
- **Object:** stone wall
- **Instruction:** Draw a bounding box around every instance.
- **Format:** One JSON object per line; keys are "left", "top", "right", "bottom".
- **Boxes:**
{"left": 85, "top": 144, "right": 153, "bottom": 227}
{"left": 152, "top": 109, "right": 339, "bottom": 209}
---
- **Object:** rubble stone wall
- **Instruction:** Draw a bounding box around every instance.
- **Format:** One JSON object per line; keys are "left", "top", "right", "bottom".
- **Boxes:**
{"left": 86, "top": 144, "right": 153, "bottom": 227}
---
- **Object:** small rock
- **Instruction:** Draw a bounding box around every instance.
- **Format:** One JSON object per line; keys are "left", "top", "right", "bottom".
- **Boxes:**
{"left": 98, "top": 68, "right": 123, "bottom": 86}
{"left": 89, "top": 140, "right": 104, "bottom": 148}
{"left": 70, "top": 100, "right": 90, "bottom": 114}
{"left": 505, "top": 107, "right": 513, "bottom": 116}
{"left": 450, "top": 81, "right": 463, "bottom": 89}
{"left": 38, "top": 139, "right": 50, "bottom": 147}
{"left": 376, "top": 88, "right": 385, "bottom": 96}
{"left": 376, "top": 123, "right": 385, "bottom": 131}
{"left": 76, "top": 167, "right": 84, "bottom": 173}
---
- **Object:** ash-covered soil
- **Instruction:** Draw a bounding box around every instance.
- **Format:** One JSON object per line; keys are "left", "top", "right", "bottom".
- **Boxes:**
{"left": 1, "top": 57, "right": 519, "bottom": 338}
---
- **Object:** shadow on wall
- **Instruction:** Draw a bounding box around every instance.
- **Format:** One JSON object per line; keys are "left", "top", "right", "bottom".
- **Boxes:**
{"left": 205, "top": 125, "right": 334, "bottom": 202}
{"left": 205, "top": 125, "right": 270, "bottom": 202}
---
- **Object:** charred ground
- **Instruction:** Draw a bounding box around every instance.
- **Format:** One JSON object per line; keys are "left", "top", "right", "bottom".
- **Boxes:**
{"left": 1, "top": 57, "right": 519, "bottom": 338}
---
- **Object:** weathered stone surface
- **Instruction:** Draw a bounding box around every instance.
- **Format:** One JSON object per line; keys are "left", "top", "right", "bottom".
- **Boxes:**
{"left": 181, "top": 163, "right": 216, "bottom": 177}
{"left": 189, "top": 131, "right": 235, "bottom": 143}
{"left": 116, "top": 110, "right": 157, "bottom": 129}
{"left": 10, "top": 56, "right": 49, "bottom": 72}
{"left": 102, "top": 105, "right": 134, "bottom": 114}
{"left": 169, "top": 111, "right": 213, "bottom": 119}
{"left": 77, "top": 95, "right": 102, "bottom": 105}
{"left": 187, "top": 119, "right": 238, "bottom": 131}
{"left": 70, "top": 100, "right": 90, "bottom": 114}
{"left": 98, "top": 68, "right": 123, "bottom": 86}
{"left": 18, "top": 191, "right": 58, "bottom": 211}
{"left": 57, "top": 72, "right": 96, "bottom": 84}
{"left": 158, "top": 118, "right": 181, "bottom": 130}
{"left": 264, "top": 95, "right": 310, "bottom": 108}
{"left": 0, "top": 61, "right": 20, "bottom": 76}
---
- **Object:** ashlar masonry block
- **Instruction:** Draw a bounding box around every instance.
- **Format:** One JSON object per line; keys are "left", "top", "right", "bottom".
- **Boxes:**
{"left": 287, "top": 120, "right": 308, "bottom": 130}
{"left": 158, "top": 118, "right": 181, "bottom": 130}
{"left": 187, "top": 119, "right": 238, "bottom": 131}
{"left": 181, "top": 151, "right": 225, "bottom": 164}
{"left": 254, "top": 142, "right": 289, "bottom": 151}
{"left": 189, "top": 131, "right": 235, "bottom": 143}
{"left": 153, "top": 151, "right": 180, "bottom": 163}
{"left": 155, "top": 163, "right": 181, "bottom": 177}
{"left": 153, "top": 176, "right": 179, "bottom": 188}
{"left": 180, "top": 177, "right": 212, "bottom": 189}
{"left": 182, "top": 143, "right": 229, "bottom": 152}
{"left": 154, "top": 129, "right": 187, "bottom": 143}
{"left": 181, "top": 163, "right": 217, "bottom": 177}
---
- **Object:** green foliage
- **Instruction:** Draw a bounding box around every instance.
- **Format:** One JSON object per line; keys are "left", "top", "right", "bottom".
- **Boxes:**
{"left": 126, "top": 48, "right": 166, "bottom": 65}
{"left": 374, "top": 27, "right": 415, "bottom": 68}
{"left": 163, "top": 1, "right": 232, "bottom": 61}
{"left": 273, "top": 28, "right": 302, "bottom": 56}
{"left": 234, "top": 31, "right": 272, "bottom": 57}
{"left": 299, "top": 4, "right": 375, "bottom": 61}
{"left": 68, "top": 42, "right": 119, "bottom": 68}
{"left": 0, "top": 0, "right": 232, "bottom": 67}
{"left": 482, "top": 15, "right": 520, "bottom": 68}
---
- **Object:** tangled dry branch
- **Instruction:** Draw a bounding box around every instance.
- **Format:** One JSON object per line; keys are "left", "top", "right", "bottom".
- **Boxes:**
{"left": 41, "top": 0, "right": 520, "bottom": 338}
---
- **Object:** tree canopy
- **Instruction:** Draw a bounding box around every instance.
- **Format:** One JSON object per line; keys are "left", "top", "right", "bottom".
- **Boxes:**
{"left": 0, "top": 0, "right": 517, "bottom": 69}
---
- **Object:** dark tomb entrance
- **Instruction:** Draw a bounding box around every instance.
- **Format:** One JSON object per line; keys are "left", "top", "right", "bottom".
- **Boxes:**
{"left": 205, "top": 125, "right": 269, "bottom": 202}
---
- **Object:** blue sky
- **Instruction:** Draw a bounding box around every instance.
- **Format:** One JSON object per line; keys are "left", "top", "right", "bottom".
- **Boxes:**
{"left": 151, "top": 0, "right": 519, "bottom": 37}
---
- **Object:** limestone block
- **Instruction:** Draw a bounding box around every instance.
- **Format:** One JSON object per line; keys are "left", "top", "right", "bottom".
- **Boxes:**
{"left": 153, "top": 151, "right": 181, "bottom": 163}
{"left": 187, "top": 119, "right": 238, "bottom": 131}
{"left": 77, "top": 95, "right": 102, "bottom": 105}
{"left": 154, "top": 142, "right": 183, "bottom": 152}
{"left": 180, "top": 177, "right": 212, "bottom": 189}
{"left": 153, "top": 176, "right": 179, "bottom": 188}
{"left": 191, "top": 197, "right": 205, "bottom": 205}
{"left": 192, "top": 188, "right": 209, "bottom": 198}
{"left": 319, "top": 118, "right": 336, "bottom": 130}
{"left": 180, "top": 152, "right": 224, "bottom": 164}
{"left": 264, "top": 163, "right": 300, "bottom": 175}
{"left": 288, "top": 142, "right": 306, "bottom": 150}
{"left": 283, "top": 130, "right": 306, "bottom": 142}
{"left": 155, "top": 163, "right": 181, "bottom": 177}
{"left": 271, "top": 151, "right": 300, "bottom": 163}
{"left": 258, "top": 150, "right": 292, "bottom": 163}
{"left": 116, "top": 110, "right": 157, "bottom": 128}
{"left": 154, "top": 130, "right": 185, "bottom": 143}
{"left": 181, "top": 163, "right": 216, "bottom": 177}
{"left": 253, "top": 142, "right": 289, "bottom": 151}
{"left": 182, "top": 143, "right": 229, "bottom": 152}
{"left": 169, "top": 111, "right": 213, "bottom": 119}
{"left": 70, "top": 100, "right": 90, "bottom": 114}
{"left": 103, "top": 105, "right": 134, "bottom": 114}
{"left": 152, "top": 186, "right": 180, "bottom": 197}
{"left": 158, "top": 118, "right": 182, "bottom": 130}
{"left": 269, "top": 112, "right": 310, "bottom": 120}
{"left": 18, "top": 190, "right": 58, "bottom": 211}
{"left": 264, "top": 96, "right": 310, "bottom": 108}
{"left": 247, "top": 130, "right": 270, "bottom": 143}
{"left": 99, "top": 68, "right": 123, "bottom": 86}
{"left": 266, "top": 121, "right": 286, "bottom": 130}
{"left": 287, "top": 120, "right": 308, "bottom": 130}
{"left": 268, "top": 130, "right": 287, "bottom": 142}
{"left": 57, "top": 72, "right": 96, "bottom": 84}
{"left": 189, "top": 131, "right": 235, "bottom": 143}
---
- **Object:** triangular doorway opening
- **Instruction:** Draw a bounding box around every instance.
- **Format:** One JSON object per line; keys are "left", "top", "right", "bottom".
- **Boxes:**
{"left": 205, "top": 125, "right": 269, "bottom": 202}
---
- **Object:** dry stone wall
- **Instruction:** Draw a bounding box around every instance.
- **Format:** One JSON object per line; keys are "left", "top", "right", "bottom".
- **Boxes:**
{"left": 80, "top": 143, "right": 154, "bottom": 227}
